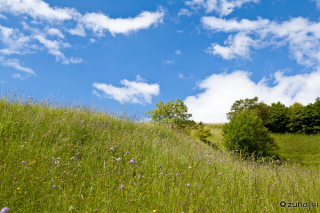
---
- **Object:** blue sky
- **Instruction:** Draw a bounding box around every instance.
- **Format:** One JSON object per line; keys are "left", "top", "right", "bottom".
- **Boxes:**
{"left": 1, "top": 0, "right": 320, "bottom": 123}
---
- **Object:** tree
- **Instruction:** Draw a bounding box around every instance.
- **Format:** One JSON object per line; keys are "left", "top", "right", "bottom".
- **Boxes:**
{"left": 226, "top": 97, "right": 271, "bottom": 126}
{"left": 286, "top": 102, "right": 304, "bottom": 133}
{"left": 222, "top": 111, "right": 279, "bottom": 159}
{"left": 145, "top": 99, "right": 195, "bottom": 131}
{"left": 265, "top": 101, "right": 290, "bottom": 133}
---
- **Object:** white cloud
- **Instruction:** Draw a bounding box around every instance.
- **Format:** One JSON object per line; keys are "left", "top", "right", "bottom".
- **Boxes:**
{"left": 186, "top": 0, "right": 259, "bottom": 16}
{"left": 202, "top": 16, "right": 320, "bottom": 67}
{"left": 205, "top": 33, "right": 257, "bottom": 59}
{"left": 162, "top": 59, "right": 174, "bottom": 66}
{"left": 0, "top": 24, "right": 32, "bottom": 55}
{"left": 177, "top": 30, "right": 183, "bottom": 33}
{"left": 311, "top": 0, "right": 320, "bottom": 8}
{"left": 92, "top": 75, "right": 160, "bottom": 104}
{"left": 34, "top": 34, "right": 82, "bottom": 64}
{"left": 0, "top": 0, "right": 81, "bottom": 21}
{"left": 178, "top": 73, "right": 191, "bottom": 79}
{"left": 175, "top": 50, "right": 182, "bottom": 55}
{"left": 89, "top": 38, "right": 96, "bottom": 43}
{"left": 81, "top": 7, "right": 165, "bottom": 36}
{"left": 185, "top": 69, "right": 320, "bottom": 123}
{"left": 178, "top": 8, "right": 193, "bottom": 17}
{"left": 0, "top": 56, "right": 36, "bottom": 77}
{"left": 68, "top": 24, "right": 86, "bottom": 37}
{"left": 47, "top": 28, "right": 64, "bottom": 38}
{"left": 0, "top": 14, "right": 7, "bottom": 19}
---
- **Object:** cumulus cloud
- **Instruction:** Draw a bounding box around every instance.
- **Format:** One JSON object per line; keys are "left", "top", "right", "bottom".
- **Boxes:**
{"left": 175, "top": 50, "right": 182, "bottom": 55}
{"left": 185, "top": 69, "right": 320, "bottom": 123}
{"left": 0, "top": 56, "right": 36, "bottom": 78}
{"left": 80, "top": 7, "right": 165, "bottom": 36}
{"left": 47, "top": 28, "right": 64, "bottom": 38}
{"left": 178, "top": 8, "right": 193, "bottom": 17}
{"left": 186, "top": 0, "right": 259, "bottom": 16}
{"left": 92, "top": 75, "right": 160, "bottom": 104}
{"left": 202, "top": 16, "right": 320, "bottom": 67}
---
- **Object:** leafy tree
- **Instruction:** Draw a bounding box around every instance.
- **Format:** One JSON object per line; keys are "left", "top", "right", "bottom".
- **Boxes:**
{"left": 145, "top": 99, "right": 195, "bottom": 131}
{"left": 194, "top": 122, "right": 212, "bottom": 141}
{"left": 227, "top": 97, "right": 271, "bottom": 126}
{"left": 286, "top": 102, "right": 304, "bottom": 133}
{"left": 222, "top": 111, "right": 279, "bottom": 159}
{"left": 265, "top": 101, "right": 290, "bottom": 133}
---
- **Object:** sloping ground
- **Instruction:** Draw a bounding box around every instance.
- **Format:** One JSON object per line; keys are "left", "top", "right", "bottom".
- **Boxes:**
{"left": 0, "top": 99, "right": 319, "bottom": 212}
{"left": 204, "top": 123, "right": 320, "bottom": 166}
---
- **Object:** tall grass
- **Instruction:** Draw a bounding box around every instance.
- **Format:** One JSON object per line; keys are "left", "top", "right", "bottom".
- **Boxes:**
{"left": 0, "top": 90, "right": 319, "bottom": 212}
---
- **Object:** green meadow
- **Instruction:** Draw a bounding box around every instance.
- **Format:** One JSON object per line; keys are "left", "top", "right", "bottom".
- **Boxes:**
{"left": 0, "top": 93, "right": 319, "bottom": 212}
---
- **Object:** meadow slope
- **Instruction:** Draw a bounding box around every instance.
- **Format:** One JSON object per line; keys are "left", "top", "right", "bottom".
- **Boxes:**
{"left": 0, "top": 97, "right": 319, "bottom": 212}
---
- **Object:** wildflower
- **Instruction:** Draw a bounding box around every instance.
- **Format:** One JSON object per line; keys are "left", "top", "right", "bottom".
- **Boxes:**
{"left": 55, "top": 161, "right": 59, "bottom": 164}
{"left": 0, "top": 207, "right": 9, "bottom": 213}
{"left": 129, "top": 160, "right": 134, "bottom": 164}
{"left": 187, "top": 183, "right": 190, "bottom": 187}
{"left": 250, "top": 176, "right": 252, "bottom": 179}
{"left": 188, "top": 166, "right": 192, "bottom": 169}
{"left": 53, "top": 185, "right": 56, "bottom": 188}
{"left": 220, "top": 160, "right": 223, "bottom": 162}
{"left": 74, "top": 161, "right": 75, "bottom": 163}
{"left": 120, "top": 185, "right": 124, "bottom": 189}
{"left": 21, "top": 161, "right": 25, "bottom": 164}
{"left": 218, "top": 173, "right": 221, "bottom": 176}
{"left": 17, "top": 187, "right": 20, "bottom": 190}
{"left": 110, "top": 147, "right": 114, "bottom": 151}
{"left": 222, "top": 209, "right": 225, "bottom": 212}
{"left": 208, "top": 160, "right": 210, "bottom": 162}
{"left": 159, "top": 165, "right": 162, "bottom": 168}
{"left": 279, "top": 180, "right": 283, "bottom": 183}
{"left": 136, "top": 165, "right": 139, "bottom": 167}
{"left": 95, "top": 209, "right": 99, "bottom": 212}
{"left": 117, "top": 158, "right": 121, "bottom": 161}
{"left": 126, "top": 151, "right": 129, "bottom": 155}
{"left": 75, "top": 157, "right": 78, "bottom": 160}
{"left": 176, "top": 173, "right": 179, "bottom": 176}
{"left": 153, "top": 210, "right": 157, "bottom": 213}
{"left": 160, "top": 173, "right": 163, "bottom": 175}
{"left": 277, "top": 159, "right": 279, "bottom": 162}
{"left": 241, "top": 205, "right": 244, "bottom": 207}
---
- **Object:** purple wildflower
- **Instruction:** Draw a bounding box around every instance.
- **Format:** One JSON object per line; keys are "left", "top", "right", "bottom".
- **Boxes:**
{"left": 95, "top": 209, "right": 99, "bottom": 212}
{"left": 75, "top": 157, "right": 78, "bottom": 160}
{"left": 218, "top": 173, "right": 221, "bottom": 176}
{"left": 176, "top": 173, "right": 179, "bottom": 176}
{"left": 117, "top": 158, "right": 121, "bottom": 161}
{"left": 160, "top": 173, "right": 163, "bottom": 175}
{"left": 120, "top": 185, "right": 124, "bottom": 189}
{"left": 159, "top": 165, "right": 162, "bottom": 168}
{"left": 279, "top": 180, "right": 283, "bottom": 183}
{"left": 136, "top": 165, "right": 139, "bottom": 167}
{"left": 74, "top": 161, "right": 75, "bottom": 163}
{"left": 129, "top": 160, "right": 134, "bottom": 164}
{"left": 110, "top": 147, "right": 114, "bottom": 151}
{"left": 81, "top": 157, "right": 83, "bottom": 160}
{"left": 187, "top": 183, "right": 190, "bottom": 187}
{"left": 126, "top": 151, "right": 129, "bottom": 155}
{"left": 0, "top": 207, "right": 9, "bottom": 213}
{"left": 53, "top": 185, "right": 56, "bottom": 188}
{"left": 21, "top": 161, "right": 25, "bottom": 164}
{"left": 188, "top": 166, "right": 192, "bottom": 169}
{"left": 208, "top": 160, "right": 210, "bottom": 162}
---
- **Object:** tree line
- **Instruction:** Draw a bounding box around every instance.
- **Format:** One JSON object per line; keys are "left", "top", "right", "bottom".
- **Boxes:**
{"left": 228, "top": 97, "right": 320, "bottom": 134}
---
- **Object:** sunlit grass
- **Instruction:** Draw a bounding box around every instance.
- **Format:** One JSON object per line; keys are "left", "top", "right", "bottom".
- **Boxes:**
{"left": 0, "top": 90, "right": 319, "bottom": 212}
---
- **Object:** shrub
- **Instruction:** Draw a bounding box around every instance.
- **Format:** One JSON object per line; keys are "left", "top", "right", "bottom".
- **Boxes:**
{"left": 222, "top": 111, "right": 279, "bottom": 159}
{"left": 194, "top": 122, "right": 212, "bottom": 141}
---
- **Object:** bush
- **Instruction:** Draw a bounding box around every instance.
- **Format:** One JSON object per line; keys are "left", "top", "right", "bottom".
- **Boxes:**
{"left": 222, "top": 111, "right": 279, "bottom": 159}
{"left": 194, "top": 122, "right": 212, "bottom": 141}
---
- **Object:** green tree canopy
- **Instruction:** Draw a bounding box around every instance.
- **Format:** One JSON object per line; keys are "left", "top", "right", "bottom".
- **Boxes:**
{"left": 145, "top": 99, "right": 195, "bottom": 131}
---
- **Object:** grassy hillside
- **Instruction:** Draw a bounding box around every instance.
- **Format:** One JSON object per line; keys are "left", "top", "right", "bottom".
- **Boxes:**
{"left": 203, "top": 124, "right": 320, "bottom": 167}
{"left": 0, "top": 96, "right": 320, "bottom": 212}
